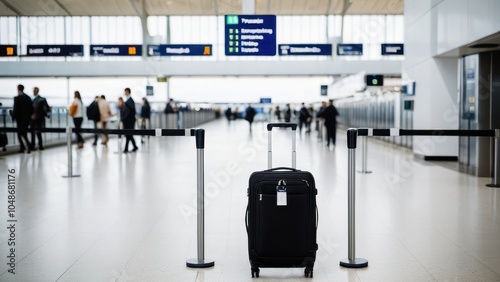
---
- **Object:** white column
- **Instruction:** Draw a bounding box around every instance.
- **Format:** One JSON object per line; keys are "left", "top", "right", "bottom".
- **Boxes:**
{"left": 242, "top": 0, "right": 255, "bottom": 14}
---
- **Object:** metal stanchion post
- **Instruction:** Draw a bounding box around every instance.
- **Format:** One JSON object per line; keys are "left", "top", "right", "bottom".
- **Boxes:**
{"left": 187, "top": 129, "right": 215, "bottom": 268}
{"left": 340, "top": 129, "right": 368, "bottom": 268}
{"left": 487, "top": 129, "right": 500, "bottom": 188}
{"left": 62, "top": 126, "right": 80, "bottom": 178}
{"left": 357, "top": 136, "right": 372, "bottom": 173}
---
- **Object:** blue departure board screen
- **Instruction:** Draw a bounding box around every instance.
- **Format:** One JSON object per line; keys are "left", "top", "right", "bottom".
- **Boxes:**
{"left": 91, "top": 45, "right": 142, "bottom": 56}
{"left": 381, "top": 43, "right": 404, "bottom": 55}
{"left": 148, "top": 44, "right": 212, "bottom": 56}
{"left": 225, "top": 15, "right": 276, "bottom": 56}
{"left": 26, "top": 45, "right": 83, "bottom": 56}
{"left": 279, "top": 44, "right": 332, "bottom": 56}
{"left": 337, "top": 44, "right": 363, "bottom": 56}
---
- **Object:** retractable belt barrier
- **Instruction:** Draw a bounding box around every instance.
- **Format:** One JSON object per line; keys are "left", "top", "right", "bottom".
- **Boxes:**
{"left": 340, "top": 128, "right": 500, "bottom": 269}
{"left": 0, "top": 126, "right": 215, "bottom": 269}
{"left": 357, "top": 128, "right": 496, "bottom": 137}
{"left": 0, "top": 127, "right": 199, "bottom": 136}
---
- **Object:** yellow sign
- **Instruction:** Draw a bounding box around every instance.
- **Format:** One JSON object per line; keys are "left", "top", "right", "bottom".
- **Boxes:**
{"left": 7, "top": 47, "right": 14, "bottom": 56}
{"left": 128, "top": 47, "right": 136, "bottom": 55}
{"left": 203, "top": 46, "right": 211, "bottom": 55}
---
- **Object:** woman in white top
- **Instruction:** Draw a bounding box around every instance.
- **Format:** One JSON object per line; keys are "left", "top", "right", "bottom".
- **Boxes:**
{"left": 71, "top": 91, "right": 84, "bottom": 148}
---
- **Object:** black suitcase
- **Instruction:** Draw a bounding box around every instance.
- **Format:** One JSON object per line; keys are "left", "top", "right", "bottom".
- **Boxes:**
{"left": 246, "top": 123, "right": 318, "bottom": 278}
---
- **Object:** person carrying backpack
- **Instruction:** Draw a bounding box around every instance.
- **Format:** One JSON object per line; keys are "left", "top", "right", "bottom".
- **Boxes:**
{"left": 87, "top": 96, "right": 101, "bottom": 146}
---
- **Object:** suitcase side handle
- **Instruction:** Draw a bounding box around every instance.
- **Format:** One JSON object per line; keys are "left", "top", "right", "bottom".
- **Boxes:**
{"left": 245, "top": 205, "right": 249, "bottom": 234}
{"left": 267, "top": 123, "right": 297, "bottom": 131}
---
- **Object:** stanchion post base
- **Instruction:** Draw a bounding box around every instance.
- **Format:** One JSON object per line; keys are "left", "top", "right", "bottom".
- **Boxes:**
{"left": 340, "top": 258, "right": 368, "bottom": 268}
{"left": 486, "top": 184, "right": 500, "bottom": 188}
{"left": 186, "top": 258, "right": 215, "bottom": 268}
{"left": 62, "top": 175, "right": 80, "bottom": 178}
{"left": 357, "top": 171, "right": 372, "bottom": 174}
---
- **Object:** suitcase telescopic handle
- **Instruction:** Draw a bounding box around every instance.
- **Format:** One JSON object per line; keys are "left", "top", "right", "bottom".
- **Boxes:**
{"left": 267, "top": 123, "right": 297, "bottom": 169}
{"left": 267, "top": 123, "right": 297, "bottom": 131}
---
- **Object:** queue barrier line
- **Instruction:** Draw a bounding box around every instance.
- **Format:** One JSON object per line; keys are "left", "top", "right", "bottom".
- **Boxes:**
{"left": 341, "top": 128, "right": 500, "bottom": 269}
{"left": 0, "top": 126, "right": 215, "bottom": 269}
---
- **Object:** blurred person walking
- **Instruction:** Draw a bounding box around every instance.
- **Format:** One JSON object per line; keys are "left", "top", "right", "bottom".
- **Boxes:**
{"left": 284, "top": 104, "right": 292, "bottom": 123}
{"left": 140, "top": 97, "right": 151, "bottom": 143}
{"left": 298, "top": 102, "right": 311, "bottom": 133}
{"left": 225, "top": 107, "right": 232, "bottom": 123}
{"left": 317, "top": 99, "right": 339, "bottom": 147}
{"left": 98, "top": 95, "right": 112, "bottom": 145}
{"left": 12, "top": 84, "right": 33, "bottom": 153}
{"left": 30, "top": 87, "right": 50, "bottom": 150}
{"left": 69, "top": 91, "right": 84, "bottom": 148}
{"left": 164, "top": 98, "right": 177, "bottom": 114}
{"left": 245, "top": 104, "right": 256, "bottom": 132}
{"left": 87, "top": 96, "right": 100, "bottom": 146}
{"left": 121, "top": 88, "right": 138, "bottom": 153}
{"left": 275, "top": 105, "right": 281, "bottom": 121}
{"left": 315, "top": 101, "right": 327, "bottom": 133}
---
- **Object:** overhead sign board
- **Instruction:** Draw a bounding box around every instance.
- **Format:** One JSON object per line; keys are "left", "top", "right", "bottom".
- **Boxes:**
{"left": 225, "top": 15, "right": 276, "bottom": 56}
{"left": 320, "top": 85, "right": 328, "bottom": 96}
{"left": 26, "top": 45, "right": 83, "bottom": 56}
{"left": 381, "top": 43, "right": 404, "bottom": 55}
{"left": 91, "top": 45, "right": 142, "bottom": 56}
{"left": 0, "top": 45, "right": 16, "bottom": 57}
{"left": 337, "top": 44, "right": 363, "bottom": 56}
{"left": 148, "top": 44, "right": 212, "bottom": 56}
{"left": 260, "top": 98, "right": 272, "bottom": 104}
{"left": 279, "top": 44, "right": 332, "bottom": 56}
{"left": 366, "top": 74, "right": 384, "bottom": 86}
{"left": 146, "top": 85, "right": 154, "bottom": 96}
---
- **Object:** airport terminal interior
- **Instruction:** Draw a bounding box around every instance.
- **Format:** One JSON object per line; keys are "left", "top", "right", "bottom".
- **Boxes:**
{"left": 0, "top": 0, "right": 500, "bottom": 281}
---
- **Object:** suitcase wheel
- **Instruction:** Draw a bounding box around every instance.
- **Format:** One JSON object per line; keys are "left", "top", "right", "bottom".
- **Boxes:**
{"left": 251, "top": 267, "right": 260, "bottom": 278}
{"left": 304, "top": 267, "right": 313, "bottom": 278}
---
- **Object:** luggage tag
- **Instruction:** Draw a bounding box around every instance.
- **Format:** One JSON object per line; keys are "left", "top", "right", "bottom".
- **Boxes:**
{"left": 277, "top": 180, "right": 287, "bottom": 206}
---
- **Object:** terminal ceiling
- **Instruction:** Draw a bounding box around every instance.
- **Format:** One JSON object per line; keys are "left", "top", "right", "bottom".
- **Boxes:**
{"left": 0, "top": 0, "right": 403, "bottom": 16}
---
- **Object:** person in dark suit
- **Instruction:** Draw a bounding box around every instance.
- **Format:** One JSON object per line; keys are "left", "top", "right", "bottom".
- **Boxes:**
{"left": 298, "top": 102, "right": 311, "bottom": 133}
{"left": 317, "top": 99, "right": 339, "bottom": 147}
{"left": 30, "top": 87, "right": 50, "bottom": 150}
{"left": 245, "top": 104, "right": 256, "bottom": 132}
{"left": 121, "top": 88, "right": 138, "bottom": 153}
{"left": 140, "top": 97, "right": 151, "bottom": 143}
{"left": 164, "top": 98, "right": 177, "bottom": 114}
{"left": 12, "top": 84, "right": 34, "bottom": 153}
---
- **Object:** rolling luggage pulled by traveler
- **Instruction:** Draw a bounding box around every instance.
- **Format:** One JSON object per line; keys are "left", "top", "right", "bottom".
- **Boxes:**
{"left": 246, "top": 123, "right": 318, "bottom": 278}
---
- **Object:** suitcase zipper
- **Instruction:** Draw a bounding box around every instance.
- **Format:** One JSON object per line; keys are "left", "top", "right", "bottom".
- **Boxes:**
{"left": 259, "top": 194, "right": 262, "bottom": 201}
{"left": 302, "top": 179, "right": 309, "bottom": 187}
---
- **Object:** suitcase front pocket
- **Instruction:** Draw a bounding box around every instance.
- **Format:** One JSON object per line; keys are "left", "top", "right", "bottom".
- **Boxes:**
{"left": 256, "top": 186, "right": 309, "bottom": 258}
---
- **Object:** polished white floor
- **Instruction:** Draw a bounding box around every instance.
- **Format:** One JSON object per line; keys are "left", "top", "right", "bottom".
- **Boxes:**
{"left": 0, "top": 119, "right": 499, "bottom": 282}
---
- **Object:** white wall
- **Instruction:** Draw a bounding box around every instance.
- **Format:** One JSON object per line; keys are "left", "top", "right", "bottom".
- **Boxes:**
{"left": 436, "top": 0, "right": 500, "bottom": 55}
{"left": 407, "top": 58, "right": 460, "bottom": 156}
{"left": 404, "top": 0, "right": 500, "bottom": 157}
{"left": 0, "top": 60, "right": 402, "bottom": 77}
